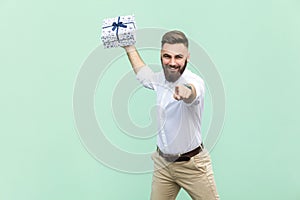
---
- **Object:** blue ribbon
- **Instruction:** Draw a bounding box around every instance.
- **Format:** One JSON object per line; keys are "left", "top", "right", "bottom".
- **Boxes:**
{"left": 112, "top": 17, "right": 127, "bottom": 30}
{"left": 102, "top": 16, "right": 135, "bottom": 41}
{"left": 111, "top": 17, "right": 127, "bottom": 40}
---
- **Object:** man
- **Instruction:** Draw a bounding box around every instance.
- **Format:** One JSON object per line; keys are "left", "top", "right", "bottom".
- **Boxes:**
{"left": 123, "top": 30, "right": 219, "bottom": 200}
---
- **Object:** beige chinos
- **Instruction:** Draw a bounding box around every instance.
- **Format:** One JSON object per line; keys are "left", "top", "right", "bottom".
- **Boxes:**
{"left": 151, "top": 149, "right": 220, "bottom": 200}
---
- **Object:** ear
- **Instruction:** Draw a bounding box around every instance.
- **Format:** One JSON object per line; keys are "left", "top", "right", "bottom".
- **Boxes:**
{"left": 160, "top": 49, "right": 164, "bottom": 58}
{"left": 187, "top": 52, "right": 190, "bottom": 62}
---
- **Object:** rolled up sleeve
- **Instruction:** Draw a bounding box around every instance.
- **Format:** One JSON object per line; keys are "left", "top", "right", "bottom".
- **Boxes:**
{"left": 136, "top": 65, "right": 158, "bottom": 90}
{"left": 186, "top": 76, "right": 205, "bottom": 106}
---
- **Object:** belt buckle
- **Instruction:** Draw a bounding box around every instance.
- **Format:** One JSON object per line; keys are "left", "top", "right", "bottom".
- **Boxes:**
{"left": 163, "top": 152, "right": 182, "bottom": 162}
{"left": 157, "top": 148, "right": 181, "bottom": 162}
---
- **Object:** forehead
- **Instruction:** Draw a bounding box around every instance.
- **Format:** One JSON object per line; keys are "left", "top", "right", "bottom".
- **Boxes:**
{"left": 161, "top": 43, "right": 188, "bottom": 55}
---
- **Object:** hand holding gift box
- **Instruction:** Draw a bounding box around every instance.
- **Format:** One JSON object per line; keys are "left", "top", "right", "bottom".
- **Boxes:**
{"left": 101, "top": 15, "right": 136, "bottom": 48}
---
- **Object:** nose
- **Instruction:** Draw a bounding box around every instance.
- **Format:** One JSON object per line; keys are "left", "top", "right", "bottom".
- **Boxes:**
{"left": 169, "top": 57, "right": 176, "bottom": 66}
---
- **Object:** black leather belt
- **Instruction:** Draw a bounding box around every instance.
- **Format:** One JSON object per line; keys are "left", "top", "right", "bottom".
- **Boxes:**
{"left": 157, "top": 143, "right": 204, "bottom": 162}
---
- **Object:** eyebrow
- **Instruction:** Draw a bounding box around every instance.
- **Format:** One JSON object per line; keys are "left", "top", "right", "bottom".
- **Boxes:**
{"left": 162, "top": 53, "right": 184, "bottom": 58}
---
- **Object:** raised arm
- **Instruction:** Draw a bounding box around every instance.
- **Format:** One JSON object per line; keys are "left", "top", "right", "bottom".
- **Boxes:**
{"left": 123, "top": 45, "right": 146, "bottom": 74}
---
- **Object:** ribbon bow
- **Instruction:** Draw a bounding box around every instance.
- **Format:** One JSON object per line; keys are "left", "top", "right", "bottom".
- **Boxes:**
{"left": 111, "top": 16, "right": 127, "bottom": 40}
{"left": 112, "top": 19, "right": 127, "bottom": 31}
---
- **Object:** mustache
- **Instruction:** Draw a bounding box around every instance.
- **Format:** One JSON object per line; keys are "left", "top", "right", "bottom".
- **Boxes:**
{"left": 166, "top": 65, "right": 180, "bottom": 69}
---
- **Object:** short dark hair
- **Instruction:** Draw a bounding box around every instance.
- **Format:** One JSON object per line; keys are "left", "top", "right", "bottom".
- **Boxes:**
{"left": 161, "top": 30, "right": 189, "bottom": 48}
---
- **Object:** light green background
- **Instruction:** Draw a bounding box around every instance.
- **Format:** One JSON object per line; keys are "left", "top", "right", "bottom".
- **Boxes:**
{"left": 1, "top": 0, "right": 300, "bottom": 199}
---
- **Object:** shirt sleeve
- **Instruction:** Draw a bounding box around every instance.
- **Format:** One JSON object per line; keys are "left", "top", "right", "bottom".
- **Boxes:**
{"left": 136, "top": 65, "right": 158, "bottom": 90}
{"left": 185, "top": 75, "right": 205, "bottom": 106}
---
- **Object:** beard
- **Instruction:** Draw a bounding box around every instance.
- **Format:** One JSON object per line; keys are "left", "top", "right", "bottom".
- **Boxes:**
{"left": 161, "top": 58, "right": 188, "bottom": 82}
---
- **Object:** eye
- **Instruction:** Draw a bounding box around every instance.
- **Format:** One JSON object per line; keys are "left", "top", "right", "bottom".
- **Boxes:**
{"left": 163, "top": 54, "right": 171, "bottom": 58}
{"left": 175, "top": 55, "right": 184, "bottom": 59}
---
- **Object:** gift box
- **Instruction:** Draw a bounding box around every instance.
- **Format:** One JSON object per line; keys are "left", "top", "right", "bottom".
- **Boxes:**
{"left": 101, "top": 15, "right": 136, "bottom": 48}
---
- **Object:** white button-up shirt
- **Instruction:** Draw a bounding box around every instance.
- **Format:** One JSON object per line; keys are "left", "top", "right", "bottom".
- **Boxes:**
{"left": 136, "top": 65, "right": 205, "bottom": 154}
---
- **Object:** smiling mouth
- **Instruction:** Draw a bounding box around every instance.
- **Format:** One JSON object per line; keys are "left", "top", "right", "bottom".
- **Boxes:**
{"left": 167, "top": 65, "right": 180, "bottom": 70}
